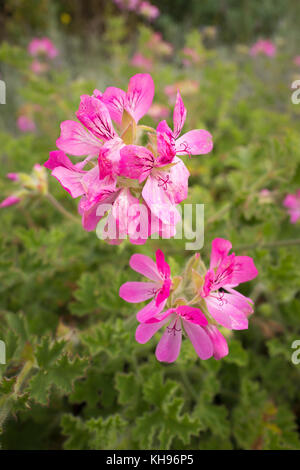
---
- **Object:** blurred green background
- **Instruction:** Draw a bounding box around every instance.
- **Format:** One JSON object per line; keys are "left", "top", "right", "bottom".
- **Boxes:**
{"left": 1, "top": 0, "right": 300, "bottom": 450}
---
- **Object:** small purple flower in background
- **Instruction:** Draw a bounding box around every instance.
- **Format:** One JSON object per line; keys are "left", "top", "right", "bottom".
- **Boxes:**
{"left": 148, "top": 104, "right": 170, "bottom": 121}
{"left": 30, "top": 60, "right": 49, "bottom": 75}
{"left": 120, "top": 241, "right": 258, "bottom": 363}
{"left": 250, "top": 39, "right": 276, "bottom": 57}
{"left": 139, "top": 1, "right": 160, "bottom": 20}
{"left": 283, "top": 190, "right": 300, "bottom": 223}
{"left": 17, "top": 115, "right": 36, "bottom": 133}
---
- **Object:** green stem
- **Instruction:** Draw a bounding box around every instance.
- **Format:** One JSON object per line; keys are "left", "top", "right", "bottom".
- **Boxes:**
{"left": 179, "top": 369, "right": 199, "bottom": 401}
{"left": 46, "top": 193, "right": 80, "bottom": 224}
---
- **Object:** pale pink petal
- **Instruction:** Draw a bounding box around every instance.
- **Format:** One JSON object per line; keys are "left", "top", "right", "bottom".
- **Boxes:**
{"left": 156, "top": 157, "right": 189, "bottom": 205}
{"left": 119, "top": 281, "right": 158, "bottom": 303}
{"left": 76, "top": 95, "right": 116, "bottom": 141}
{"left": 142, "top": 174, "right": 181, "bottom": 226}
{"left": 101, "top": 86, "right": 126, "bottom": 125}
{"left": 204, "top": 325, "right": 228, "bottom": 360}
{"left": 126, "top": 73, "right": 154, "bottom": 123}
{"left": 210, "top": 238, "right": 232, "bottom": 269}
{"left": 205, "top": 294, "right": 248, "bottom": 330}
{"left": 56, "top": 120, "right": 102, "bottom": 156}
{"left": 155, "top": 317, "right": 182, "bottom": 363}
{"left": 129, "top": 253, "right": 161, "bottom": 282}
{"left": 176, "top": 129, "right": 213, "bottom": 155}
{"left": 173, "top": 91, "right": 186, "bottom": 138}
{"left": 183, "top": 320, "right": 213, "bottom": 360}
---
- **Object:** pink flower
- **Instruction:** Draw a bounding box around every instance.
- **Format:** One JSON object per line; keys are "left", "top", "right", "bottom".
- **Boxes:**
{"left": 200, "top": 238, "right": 258, "bottom": 330}
{"left": 294, "top": 56, "right": 300, "bottom": 67}
{"left": 119, "top": 250, "right": 172, "bottom": 321}
{"left": 139, "top": 1, "right": 160, "bottom": 20}
{"left": 148, "top": 104, "right": 170, "bottom": 121}
{"left": 250, "top": 39, "right": 276, "bottom": 57}
{"left": 6, "top": 173, "right": 19, "bottom": 182}
{"left": 28, "top": 38, "right": 59, "bottom": 59}
{"left": 131, "top": 53, "right": 153, "bottom": 71}
{"left": 136, "top": 305, "right": 215, "bottom": 363}
{"left": 30, "top": 60, "right": 49, "bottom": 75}
{"left": 283, "top": 190, "right": 300, "bottom": 223}
{"left": 17, "top": 115, "right": 36, "bottom": 133}
{"left": 0, "top": 196, "right": 20, "bottom": 208}
{"left": 182, "top": 47, "right": 200, "bottom": 66}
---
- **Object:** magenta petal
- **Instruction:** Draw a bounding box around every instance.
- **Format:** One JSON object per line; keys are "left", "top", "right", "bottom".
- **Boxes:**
{"left": 101, "top": 86, "right": 126, "bottom": 124}
{"left": 210, "top": 238, "right": 232, "bottom": 269}
{"left": 176, "top": 129, "right": 213, "bottom": 155}
{"left": 0, "top": 196, "right": 20, "bottom": 208}
{"left": 173, "top": 91, "right": 186, "bottom": 139}
{"left": 126, "top": 73, "right": 155, "bottom": 123}
{"left": 204, "top": 325, "right": 228, "bottom": 360}
{"left": 44, "top": 150, "right": 77, "bottom": 171}
{"left": 76, "top": 95, "right": 116, "bottom": 141}
{"left": 119, "top": 281, "right": 158, "bottom": 303}
{"left": 142, "top": 174, "right": 181, "bottom": 226}
{"left": 156, "top": 120, "right": 176, "bottom": 165}
{"left": 129, "top": 253, "right": 161, "bottom": 282}
{"left": 155, "top": 249, "right": 170, "bottom": 279}
{"left": 205, "top": 295, "right": 248, "bottom": 330}
{"left": 56, "top": 120, "right": 102, "bottom": 156}
{"left": 176, "top": 306, "right": 208, "bottom": 326}
{"left": 137, "top": 298, "right": 166, "bottom": 322}
{"left": 183, "top": 320, "right": 213, "bottom": 360}
{"left": 155, "top": 317, "right": 182, "bottom": 363}
{"left": 119, "top": 145, "right": 154, "bottom": 182}
{"left": 135, "top": 318, "right": 168, "bottom": 344}
{"left": 227, "top": 256, "right": 259, "bottom": 286}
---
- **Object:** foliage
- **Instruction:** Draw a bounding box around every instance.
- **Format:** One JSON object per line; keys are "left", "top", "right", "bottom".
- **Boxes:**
{"left": 0, "top": 10, "right": 300, "bottom": 451}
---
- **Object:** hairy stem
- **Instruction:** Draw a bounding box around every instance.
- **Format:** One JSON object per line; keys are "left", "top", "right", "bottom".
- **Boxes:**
{"left": 46, "top": 193, "right": 80, "bottom": 224}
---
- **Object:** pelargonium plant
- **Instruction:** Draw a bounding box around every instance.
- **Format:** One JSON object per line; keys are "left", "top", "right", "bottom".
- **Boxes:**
{"left": 45, "top": 73, "right": 213, "bottom": 244}
{"left": 119, "top": 238, "right": 258, "bottom": 362}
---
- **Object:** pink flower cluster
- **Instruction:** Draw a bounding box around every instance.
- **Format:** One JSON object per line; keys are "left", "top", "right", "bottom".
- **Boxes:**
{"left": 45, "top": 73, "right": 213, "bottom": 244}
{"left": 119, "top": 239, "right": 258, "bottom": 362}
{"left": 28, "top": 37, "right": 59, "bottom": 75}
{"left": 250, "top": 39, "right": 276, "bottom": 57}
{"left": 283, "top": 190, "right": 300, "bottom": 223}
{"left": 113, "top": 0, "right": 159, "bottom": 20}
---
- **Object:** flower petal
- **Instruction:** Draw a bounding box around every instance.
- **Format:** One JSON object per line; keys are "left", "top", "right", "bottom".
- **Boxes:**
{"left": 210, "top": 238, "right": 232, "bottom": 269}
{"left": 142, "top": 174, "right": 181, "bottom": 226}
{"left": 183, "top": 320, "right": 213, "bottom": 360}
{"left": 129, "top": 253, "right": 161, "bottom": 282}
{"left": 176, "top": 129, "right": 213, "bottom": 155}
{"left": 155, "top": 317, "right": 182, "bottom": 363}
{"left": 118, "top": 145, "right": 154, "bottom": 182}
{"left": 126, "top": 73, "right": 155, "bottom": 123}
{"left": 205, "top": 294, "right": 248, "bottom": 330}
{"left": 204, "top": 325, "right": 228, "bottom": 360}
{"left": 135, "top": 317, "right": 169, "bottom": 344}
{"left": 173, "top": 91, "right": 186, "bottom": 138}
{"left": 56, "top": 120, "right": 102, "bottom": 156}
{"left": 119, "top": 281, "right": 158, "bottom": 303}
{"left": 76, "top": 95, "right": 116, "bottom": 141}
{"left": 101, "top": 86, "right": 126, "bottom": 124}
{"left": 137, "top": 298, "right": 166, "bottom": 322}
